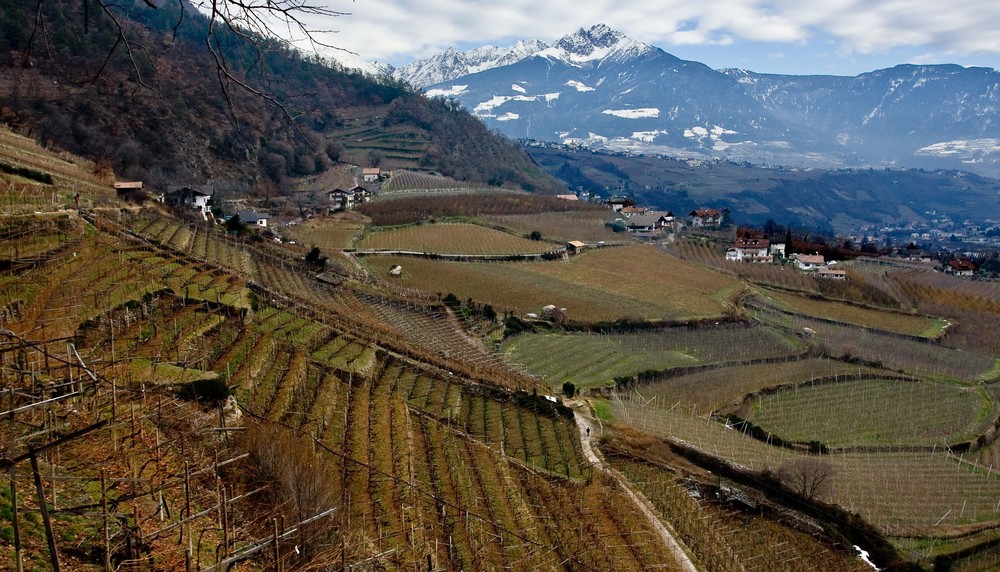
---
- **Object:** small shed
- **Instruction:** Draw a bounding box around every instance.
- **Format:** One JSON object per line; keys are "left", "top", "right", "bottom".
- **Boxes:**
{"left": 566, "top": 241, "right": 586, "bottom": 255}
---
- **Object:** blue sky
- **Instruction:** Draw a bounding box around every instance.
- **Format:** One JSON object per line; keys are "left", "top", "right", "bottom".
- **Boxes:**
{"left": 287, "top": 0, "right": 1000, "bottom": 76}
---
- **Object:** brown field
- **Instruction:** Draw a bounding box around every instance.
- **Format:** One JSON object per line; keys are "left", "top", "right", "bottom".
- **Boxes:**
{"left": 479, "top": 211, "right": 622, "bottom": 242}
{"left": 365, "top": 244, "right": 741, "bottom": 322}
{"left": 761, "top": 288, "right": 947, "bottom": 338}
{"left": 283, "top": 212, "right": 368, "bottom": 250}
{"left": 357, "top": 222, "right": 553, "bottom": 254}
{"left": 358, "top": 191, "right": 606, "bottom": 226}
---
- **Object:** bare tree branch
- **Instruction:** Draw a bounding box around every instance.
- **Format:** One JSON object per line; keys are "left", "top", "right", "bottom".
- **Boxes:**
{"left": 778, "top": 458, "right": 834, "bottom": 500}
{"left": 27, "top": 0, "right": 350, "bottom": 128}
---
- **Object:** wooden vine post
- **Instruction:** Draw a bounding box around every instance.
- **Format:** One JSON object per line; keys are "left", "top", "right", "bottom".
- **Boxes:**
{"left": 29, "top": 452, "right": 60, "bottom": 572}
{"left": 101, "top": 468, "right": 111, "bottom": 572}
{"left": 8, "top": 388, "right": 23, "bottom": 572}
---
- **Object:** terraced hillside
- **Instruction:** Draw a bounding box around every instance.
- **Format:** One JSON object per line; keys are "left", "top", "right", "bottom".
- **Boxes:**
{"left": 0, "top": 136, "right": 685, "bottom": 571}
{"left": 4, "top": 129, "right": 999, "bottom": 571}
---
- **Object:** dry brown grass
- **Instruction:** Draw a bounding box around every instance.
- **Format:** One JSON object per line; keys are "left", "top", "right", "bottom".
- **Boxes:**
{"left": 357, "top": 222, "right": 552, "bottom": 254}
{"left": 367, "top": 244, "right": 741, "bottom": 322}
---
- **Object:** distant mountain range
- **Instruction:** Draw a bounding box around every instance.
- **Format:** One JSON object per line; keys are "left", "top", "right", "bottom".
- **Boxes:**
{"left": 381, "top": 24, "right": 1000, "bottom": 177}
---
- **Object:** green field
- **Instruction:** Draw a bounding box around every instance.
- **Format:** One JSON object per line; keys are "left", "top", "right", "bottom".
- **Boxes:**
{"left": 504, "top": 326, "right": 801, "bottom": 389}
{"left": 366, "top": 244, "right": 741, "bottom": 322}
{"left": 612, "top": 395, "right": 1000, "bottom": 534}
{"left": 747, "top": 378, "right": 992, "bottom": 447}
{"left": 642, "top": 358, "right": 871, "bottom": 414}
{"left": 357, "top": 222, "right": 551, "bottom": 254}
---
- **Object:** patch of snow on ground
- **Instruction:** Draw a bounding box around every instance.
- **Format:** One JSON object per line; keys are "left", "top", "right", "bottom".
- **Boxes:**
{"left": 511, "top": 83, "right": 527, "bottom": 93}
{"left": 711, "top": 125, "right": 737, "bottom": 137}
{"left": 602, "top": 108, "right": 660, "bottom": 119}
{"left": 566, "top": 80, "right": 594, "bottom": 92}
{"left": 684, "top": 126, "right": 709, "bottom": 138}
{"left": 473, "top": 95, "right": 539, "bottom": 114}
{"left": 854, "top": 545, "right": 879, "bottom": 570}
{"left": 474, "top": 95, "right": 512, "bottom": 113}
{"left": 496, "top": 112, "right": 520, "bottom": 121}
{"left": 425, "top": 85, "right": 468, "bottom": 98}
{"left": 917, "top": 138, "right": 1000, "bottom": 157}
{"left": 631, "top": 130, "right": 667, "bottom": 143}
{"left": 544, "top": 92, "right": 561, "bottom": 102}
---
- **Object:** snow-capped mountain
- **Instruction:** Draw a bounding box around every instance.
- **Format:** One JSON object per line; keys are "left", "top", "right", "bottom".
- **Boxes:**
{"left": 394, "top": 39, "right": 548, "bottom": 88}
{"left": 318, "top": 48, "right": 394, "bottom": 78}
{"left": 413, "top": 24, "right": 1000, "bottom": 176}
{"left": 539, "top": 23, "right": 653, "bottom": 65}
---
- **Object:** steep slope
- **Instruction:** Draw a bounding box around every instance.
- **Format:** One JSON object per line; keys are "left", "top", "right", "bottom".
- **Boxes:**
{"left": 0, "top": 0, "right": 564, "bottom": 194}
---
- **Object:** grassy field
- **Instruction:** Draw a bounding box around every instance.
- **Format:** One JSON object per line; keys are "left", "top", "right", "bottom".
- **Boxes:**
{"left": 752, "top": 302, "right": 996, "bottom": 381}
{"left": 761, "top": 288, "right": 947, "bottom": 338}
{"left": 357, "top": 222, "right": 553, "bottom": 254}
{"left": 747, "top": 378, "right": 992, "bottom": 447}
{"left": 642, "top": 358, "right": 874, "bottom": 414}
{"left": 503, "top": 325, "right": 802, "bottom": 390}
{"left": 613, "top": 394, "right": 1000, "bottom": 534}
{"left": 366, "top": 244, "right": 741, "bottom": 322}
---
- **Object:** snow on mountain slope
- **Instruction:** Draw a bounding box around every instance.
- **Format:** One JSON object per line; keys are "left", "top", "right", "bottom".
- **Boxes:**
{"left": 394, "top": 39, "right": 547, "bottom": 87}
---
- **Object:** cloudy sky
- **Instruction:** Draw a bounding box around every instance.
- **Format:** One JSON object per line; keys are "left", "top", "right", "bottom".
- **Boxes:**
{"left": 298, "top": 0, "right": 1000, "bottom": 76}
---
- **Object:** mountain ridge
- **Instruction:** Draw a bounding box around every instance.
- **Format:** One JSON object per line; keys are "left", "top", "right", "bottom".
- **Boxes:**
{"left": 393, "top": 24, "right": 1000, "bottom": 176}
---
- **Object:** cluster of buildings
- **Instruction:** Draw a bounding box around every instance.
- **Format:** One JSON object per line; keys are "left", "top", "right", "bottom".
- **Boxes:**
{"left": 723, "top": 233, "right": 846, "bottom": 278}
{"left": 603, "top": 196, "right": 731, "bottom": 238}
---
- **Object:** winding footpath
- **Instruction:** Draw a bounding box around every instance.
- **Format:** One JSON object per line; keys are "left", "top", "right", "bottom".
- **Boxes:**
{"left": 573, "top": 402, "right": 700, "bottom": 572}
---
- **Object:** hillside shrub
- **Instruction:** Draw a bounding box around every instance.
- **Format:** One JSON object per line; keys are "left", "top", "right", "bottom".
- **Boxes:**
{"left": 0, "top": 161, "right": 53, "bottom": 184}
{"left": 176, "top": 377, "right": 230, "bottom": 402}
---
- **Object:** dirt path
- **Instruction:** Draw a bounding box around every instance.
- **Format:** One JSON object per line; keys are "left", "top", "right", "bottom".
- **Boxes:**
{"left": 572, "top": 402, "right": 700, "bottom": 572}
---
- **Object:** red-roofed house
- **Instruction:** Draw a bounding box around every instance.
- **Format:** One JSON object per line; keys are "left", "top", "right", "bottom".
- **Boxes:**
{"left": 689, "top": 209, "right": 722, "bottom": 227}
{"left": 362, "top": 167, "right": 381, "bottom": 182}
{"left": 726, "top": 237, "right": 772, "bottom": 263}
{"left": 793, "top": 253, "right": 825, "bottom": 271}
{"left": 947, "top": 259, "right": 976, "bottom": 276}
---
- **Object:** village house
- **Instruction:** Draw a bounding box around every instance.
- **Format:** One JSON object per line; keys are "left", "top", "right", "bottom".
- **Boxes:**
{"left": 817, "top": 267, "right": 847, "bottom": 280}
{"left": 793, "top": 253, "right": 825, "bottom": 271}
{"left": 235, "top": 210, "right": 269, "bottom": 228}
{"left": 688, "top": 208, "right": 722, "bottom": 228}
{"left": 604, "top": 196, "right": 636, "bottom": 212}
{"left": 351, "top": 185, "right": 371, "bottom": 204}
{"left": 946, "top": 258, "right": 977, "bottom": 276}
{"left": 620, "top": 205, "right": 648, "bottom": 217}
{"left": 328, "top": 186, "right": 370, "bottom": 212}
{"left": 725, "top": 237, "right": 772, "bottom": 263}
{"left": 769, "top": 242, "right": 787, "bottom": 259}
{"left": 160, "top": 185, "right": 213, "bottom": 217}
{"left": 625, "top": 211, "right": 675, "bottom": 236}
{"left": 328, "top": 188, "right": 353, "bottom": 211}
{"left": 362, "top": 167, "right": 381, "bottom": 182}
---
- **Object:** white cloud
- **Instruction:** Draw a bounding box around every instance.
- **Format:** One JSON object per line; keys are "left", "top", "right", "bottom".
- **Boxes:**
{"left": 300, "top": 0, "right": 1000, "bottom": 73}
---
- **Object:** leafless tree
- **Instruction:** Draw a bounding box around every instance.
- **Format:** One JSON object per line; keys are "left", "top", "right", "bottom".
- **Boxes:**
{"left": 24, "top": 0, "right": 349, "bottom": 123}
{"left": 777, "top": 458, "right": 834, "bottom": 500}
